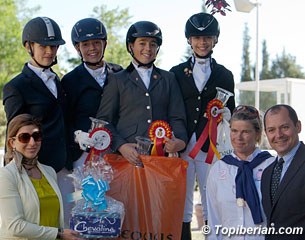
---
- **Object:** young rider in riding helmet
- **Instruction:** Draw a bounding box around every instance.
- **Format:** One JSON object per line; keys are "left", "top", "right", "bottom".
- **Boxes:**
{"left": 96, "top": 21, "right": 188, "bottom": 164}
{"left": 61, "top": 18, "right": 123, "bottom": 226}
{"left": 170, "top": 13, "right": 235, "bottom": 240}
{"left": 62, "top": 18, "right": 122, "bottom": 169}
{"left": 3, "top": 17, "right": 67, "bottom": 173}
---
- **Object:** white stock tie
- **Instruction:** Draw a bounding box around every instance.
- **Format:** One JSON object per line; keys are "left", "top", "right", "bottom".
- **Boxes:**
{"left": 193, "top": 60, "right": 211, "bottom": 92}
{"left": 41, "top": 70, "right": 57, "bottom": 98}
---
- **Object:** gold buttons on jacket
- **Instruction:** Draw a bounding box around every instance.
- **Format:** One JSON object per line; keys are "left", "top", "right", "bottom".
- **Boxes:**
{"left": 145, "top": 93, "right": 149, "bottom": 96}
{"left": 147, "top": 119, "right": 152, "bottom": 123}
{"left": 146, "top": 106, "right": 151, "bottom": 109}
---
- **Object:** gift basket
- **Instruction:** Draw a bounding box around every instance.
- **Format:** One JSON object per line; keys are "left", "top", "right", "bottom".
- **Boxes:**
{"left": 70, "top": 154, "right": 125, "bottom": 238}
{"left": 70, "top": 118, "right": 125, "bottom": 238}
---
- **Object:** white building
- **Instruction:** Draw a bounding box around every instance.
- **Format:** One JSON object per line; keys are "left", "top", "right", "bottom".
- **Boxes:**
{"left": 236, "top": 77, "right": 305, "bottom": 141}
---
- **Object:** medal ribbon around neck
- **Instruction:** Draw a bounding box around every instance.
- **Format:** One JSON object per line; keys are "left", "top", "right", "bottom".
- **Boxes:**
{"left": 148, "top": 120, "right": 172, "bottom": 156}
{"left": 189, "top": 99, "right": 223, "bottom": 164}
{"left": 84, "top": 127, "right": 112, "bottom": 164}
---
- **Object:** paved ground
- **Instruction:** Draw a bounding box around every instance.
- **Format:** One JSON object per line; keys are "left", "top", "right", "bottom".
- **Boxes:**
{"left": 192, "top": 228, "right": 205, "bottom": 240}
{"left": 191, "top": 190, "right": 205, "bottom": 240}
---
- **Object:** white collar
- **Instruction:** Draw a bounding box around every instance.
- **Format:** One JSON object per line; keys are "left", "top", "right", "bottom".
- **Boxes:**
{"left": 27, "top": 63, "right": 56, "bottom": 81}
{"left": 84, "top": 63, "right": 106, "bottom": 79}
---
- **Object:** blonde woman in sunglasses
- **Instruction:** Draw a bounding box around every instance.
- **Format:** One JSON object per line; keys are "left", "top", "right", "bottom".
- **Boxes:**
{"left": 0, "top": 114, "right": 82, "bottom": 240}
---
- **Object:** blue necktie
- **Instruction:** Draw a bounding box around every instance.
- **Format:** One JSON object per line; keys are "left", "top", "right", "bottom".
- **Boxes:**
{"left": 270, "top": 157, "right": 284, "bottom": 205}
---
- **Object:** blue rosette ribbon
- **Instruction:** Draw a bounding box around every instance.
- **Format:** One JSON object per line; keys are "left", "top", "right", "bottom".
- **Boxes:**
{"left": 81, "top": 175, "right": 110, "bottom": 211}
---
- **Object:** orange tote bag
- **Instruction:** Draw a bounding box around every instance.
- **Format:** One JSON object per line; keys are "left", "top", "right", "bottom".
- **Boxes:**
{"left": 104, "top": 154, "right": 188, "bottom": 240}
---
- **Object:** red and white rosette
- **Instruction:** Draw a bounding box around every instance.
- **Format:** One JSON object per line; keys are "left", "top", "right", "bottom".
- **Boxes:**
{"left": 84, "top": 127, "right": 112, "bottom": 164}
{"left": 189, "top": 99, "right": 223, "bottom": 164}
{"left": 148, "top": 120, "right": 172, "bottom": 156}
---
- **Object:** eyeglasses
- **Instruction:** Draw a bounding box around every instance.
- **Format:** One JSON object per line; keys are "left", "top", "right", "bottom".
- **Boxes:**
{"left": 14, "top": 131, "right": 42, "bottom": 144}
{"left": 233, "top": 105, "right": 259, "bottom": 119}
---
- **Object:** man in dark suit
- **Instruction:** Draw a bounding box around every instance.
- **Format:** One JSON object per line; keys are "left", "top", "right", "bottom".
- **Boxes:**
{"left": 96, "top": 21, "right": 188, "bottom": 164}
{"left": 3, "top": 17, "right": 66, "bottom": 173}
{"left": 261, "top": 104, "right": 305, "bottom": 239}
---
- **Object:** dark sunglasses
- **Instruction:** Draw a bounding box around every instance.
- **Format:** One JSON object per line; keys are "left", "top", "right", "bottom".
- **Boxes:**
{"left": 14, "top": 131, "right": 42, "bottom": 144}
{"left": 233, "top": 105, "right": 259, "bottom": 118}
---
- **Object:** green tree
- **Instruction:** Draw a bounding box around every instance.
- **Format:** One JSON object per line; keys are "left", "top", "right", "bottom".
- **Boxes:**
{"left": 239, "top": 23, "right": 254, "bottom": 105}
{"left": 0, "top": 0, "right": 27, "bottom": 96}
{"left": 260, "top": 40, "right": 272, "bottom": 80}
{"left": 239, "top": 37, "right": 305, "bottom": 112}
{"left": 259, "top": 40, "right": 276, "bottom": 111}
{"left": 93, "top": 5, "right": 131, "bottom": 68}
{"left": 0, "top": 0, "right": 39, "bottom": 145}
{"left": 270, "top": 49, "right": 305, "bottom": 79}
{"left": 0, "top": 0, "right": 40, "bottom": 93}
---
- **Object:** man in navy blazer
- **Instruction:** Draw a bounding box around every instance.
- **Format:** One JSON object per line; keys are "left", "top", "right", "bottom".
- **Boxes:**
{"left": 261, "top": 104, "right": 305, "bottom": 239}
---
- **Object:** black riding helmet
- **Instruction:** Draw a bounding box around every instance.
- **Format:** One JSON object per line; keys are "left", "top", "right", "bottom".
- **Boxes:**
{"left": 71, "top": 18, "right": 107, "bottom": 46}
{"left": 22, "top": 17, "right": 65, "bottom": 69}
{"left": 126, "top": 21, "right": 162, "bottom": 67}
{"left": 185, "top": 13, "right": 220, "bottom": 39}
{"left": 22, "top": 17, "right": 65, "bottom": 46}
{"left": 71, "top": 18, "right": 107, "bottom": 67}
{"left": 185, "top": 13, "right": 219, "bottom": 59}
{"left": 126, "top": 21, "right": 162, "bottom": 51}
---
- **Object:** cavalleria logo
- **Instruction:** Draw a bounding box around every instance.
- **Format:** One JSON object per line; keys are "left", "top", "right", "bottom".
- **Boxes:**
{"left": 120, "top": 230, "right": 173, "bottom": 240}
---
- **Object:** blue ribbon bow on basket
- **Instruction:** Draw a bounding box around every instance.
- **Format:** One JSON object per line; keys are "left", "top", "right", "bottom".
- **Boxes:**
{"left": 81, "top": 175, "right": 110, "bottom": 211}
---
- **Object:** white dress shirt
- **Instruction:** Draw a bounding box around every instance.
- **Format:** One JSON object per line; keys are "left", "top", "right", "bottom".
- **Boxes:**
{"left": 206, "top": 148, "right": 275, "bottom": 240}
{"left": 132, "top": 62, "right": 153, "bottom": 89}
{"left": 278, "top": 141, "right": 300, "bottom": 181}
{"left": 84, "top": 63, "right": 107, "bottom": 88}
{"left": 192, "top": 56, "right": 211, "bottom": 92}
{"left": 28, "top": 63, "right": 57, "bottom": 98}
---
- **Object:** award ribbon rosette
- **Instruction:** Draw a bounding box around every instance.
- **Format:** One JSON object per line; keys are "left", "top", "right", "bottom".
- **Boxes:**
{"left": 189, "top": 87, "right": 233, "bottom": 164}
{"left": 84, "top": 126, "right": 112, "bottom": 164}
{"left": 189, "top": 99, "right": 223, "bottom": 164}
{"left": 148, "top": 120, "right": 172, "bottom": 156}
{"left": 70, "top": 122, "right": 125, "bottom": 238}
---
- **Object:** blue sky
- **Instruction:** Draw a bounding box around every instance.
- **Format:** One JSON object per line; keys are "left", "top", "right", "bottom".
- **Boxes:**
{"left": 26, "top": 0, "right": 305, "bottom": 83}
